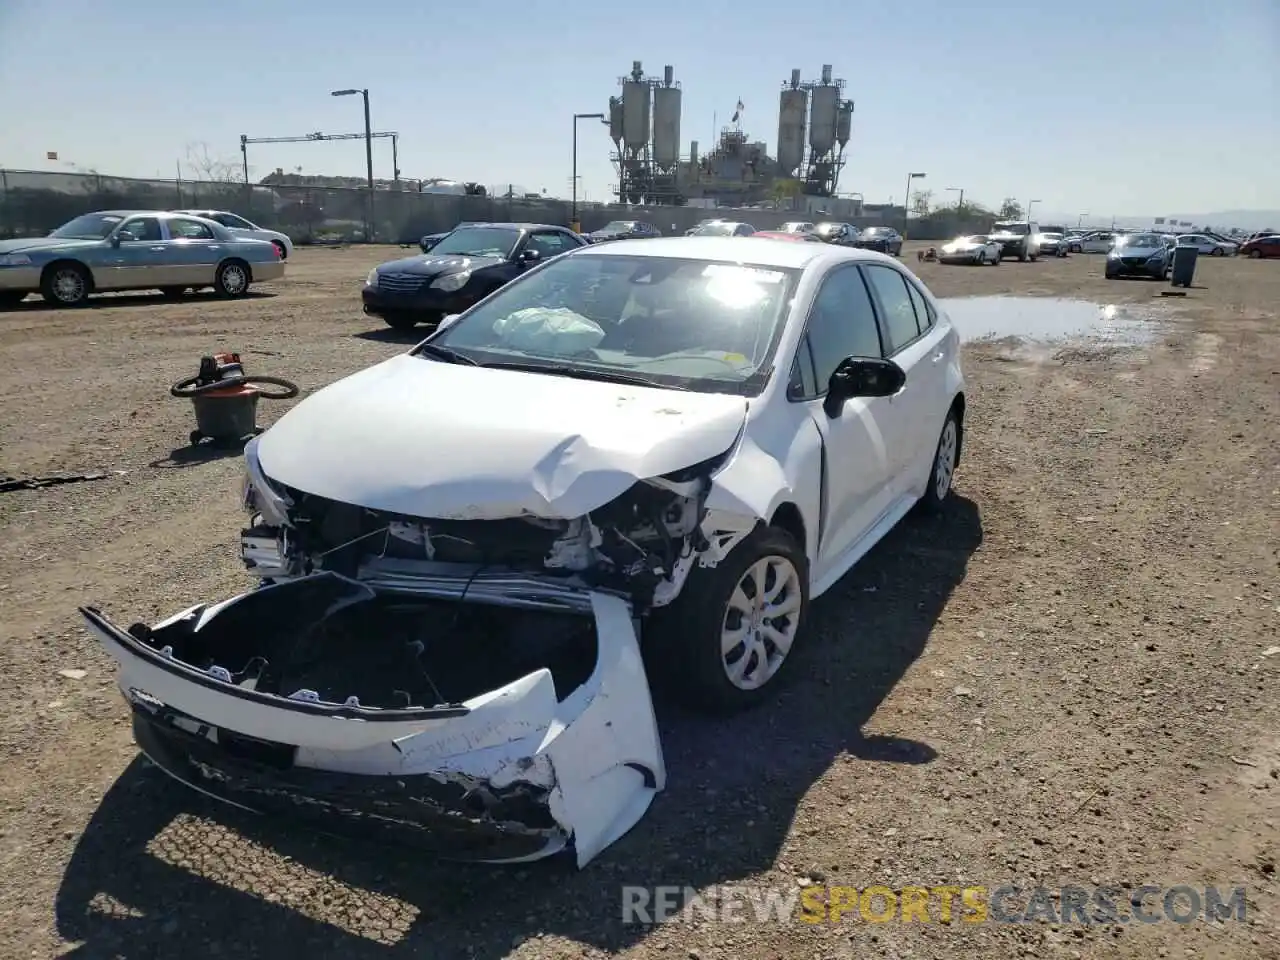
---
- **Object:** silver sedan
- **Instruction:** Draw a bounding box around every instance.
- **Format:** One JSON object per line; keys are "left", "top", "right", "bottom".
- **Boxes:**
{"left": 0, "top": 210, "right": 285, "bottom": 307}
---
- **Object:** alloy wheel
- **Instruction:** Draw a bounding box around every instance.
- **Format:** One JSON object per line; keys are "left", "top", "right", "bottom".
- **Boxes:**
{"left": 720, "top": 556, "right": 802, "bottom": 691}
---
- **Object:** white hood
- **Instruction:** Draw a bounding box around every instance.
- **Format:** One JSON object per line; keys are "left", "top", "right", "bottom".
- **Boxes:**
{"left": 256, "top": 353, "right": 748, "bottom": 520}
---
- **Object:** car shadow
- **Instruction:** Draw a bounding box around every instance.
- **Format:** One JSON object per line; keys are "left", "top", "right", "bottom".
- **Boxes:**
{"left": 0, "top": 291, "right": 275, "bottom": 312}
{"left": 55, "top": 495, "right": 982, "bottom": 959}
{"left": 148, "top": 442, "right": 251, "bottom": 469}
{"left": 352, "top": 327, "right": 434, "bottom": 344}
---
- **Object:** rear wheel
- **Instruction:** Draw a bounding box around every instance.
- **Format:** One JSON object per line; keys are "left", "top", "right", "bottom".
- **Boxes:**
{"left": 40, "top": 261, "right": 92, "bottom": 306}
{"left": 213, "top": 259, "right": 251, "bottom": 298}
{"left": 648, "top": 525, "right": 809, "bottom": 715}
{"left": 917, "top": 411, "right": 960, "bottom": 514}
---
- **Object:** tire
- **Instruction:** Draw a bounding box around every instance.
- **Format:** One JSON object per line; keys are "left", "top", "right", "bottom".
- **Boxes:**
{"left": 993, "top": 252, "right": 1001, "bottom": 265}
{"left": 40, "top": 261, "right": 92, "bottom": 306}
{"left": 382, "top": 313, "right": 420, "bottom": 331}
{"left": 975, "top": 251, "right": 986, "bottom": 265}
{"left": 648, "top": 525, "right": 809, "bottom": 715}
{"left": 1210, "top": 247, "right": 1224, "bottom": 257}
{"left": 1018, "top": 246, "right": 1028, "bottom": 263}
{"left": 160, "top": 287, "right": 188, "bottom": 299}
{"left": 1248, "top": 250, "right": 1261, "bottom": 259}
{"left": 917, "top": 410, "right": 960, "bottom": 514}
{"left": 213, "top": 259, "right": 251, "bottom": 298}
{"left": 271, "top": 240, "right": 287, "bottom": 260}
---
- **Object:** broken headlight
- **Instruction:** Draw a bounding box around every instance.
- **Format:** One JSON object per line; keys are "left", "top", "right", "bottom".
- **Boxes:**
{"left": 242, "top": 436, "right": 293, "bottom": 528}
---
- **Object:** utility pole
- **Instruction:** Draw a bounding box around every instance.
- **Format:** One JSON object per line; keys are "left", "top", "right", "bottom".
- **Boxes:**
{"left": 571, "top": 112, "right": 606, "bottom": 232}
{"left": 331, "top": 88, "right": 374, "bottom": 240}
{"left": 903, "top": 171, "right": 926, "bottom": 241}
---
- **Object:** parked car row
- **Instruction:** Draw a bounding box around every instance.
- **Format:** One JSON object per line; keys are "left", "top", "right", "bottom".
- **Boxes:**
{"left": 0, "top": 209, "right": 287, "bottom": 306}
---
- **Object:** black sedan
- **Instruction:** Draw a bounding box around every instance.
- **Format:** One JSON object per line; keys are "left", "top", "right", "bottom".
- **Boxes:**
{"left": 364, "top": 223, "right": 588, "bottom": 330}
{"left": 854, "top": 226, "right": 903, "bottom": 256}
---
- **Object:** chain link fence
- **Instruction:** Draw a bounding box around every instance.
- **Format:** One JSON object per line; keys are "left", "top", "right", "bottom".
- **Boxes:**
{"left": 0, "top": 168, "right": 984, "bottom": 243}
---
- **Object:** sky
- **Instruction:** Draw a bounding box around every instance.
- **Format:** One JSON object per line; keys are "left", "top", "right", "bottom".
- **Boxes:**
{"left": 1, "top": 0, "right": 1277, "bottom": 220}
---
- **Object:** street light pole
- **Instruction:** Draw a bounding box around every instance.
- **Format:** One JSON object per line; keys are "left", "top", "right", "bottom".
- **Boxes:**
{"left": 1026, "top": 198, "right": 1041, "bottom": 223}
{"left": 1078, "top": 212, "right": 1089, "bottom": 228}
{"left": 332, "top": 88, "right": 374, "bottom": 240}
{"left": 946, "top": 186, "right": 964, "bottom": 211}
{"left": 903, "top": 171, "right": 926, "bottom": 241}
{"left": 571, "top": 112, "right": 606, "bottom": 233}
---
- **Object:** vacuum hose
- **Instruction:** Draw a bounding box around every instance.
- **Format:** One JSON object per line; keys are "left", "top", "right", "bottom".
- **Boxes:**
{"left": 170, "top": 374, "right": 300, "bottom": 400}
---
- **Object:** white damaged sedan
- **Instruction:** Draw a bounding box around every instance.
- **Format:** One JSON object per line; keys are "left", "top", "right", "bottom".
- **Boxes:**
{"left": 938, "top": 234, "right": 1002, "bottom": 265}
{"left": 81, "top": 237, "right": 966, "bottom": 867}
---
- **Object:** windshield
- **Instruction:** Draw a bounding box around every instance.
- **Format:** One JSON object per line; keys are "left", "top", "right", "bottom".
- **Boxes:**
{"left": 814, "top": 223, "right": 842, "bottom": 235}
{"left": 992, "top": 222, "right": 1029, "bottom": 235}
{"left": 1041, "top": 232, "right": 1062, "bottom": 240}
{"left": 1117, "top": 233, "right": 1162, "bottom": 247}
{"left": 422, "top": 253, "right": 801, "bottom": 396}
{"left": 861, "top": 227, "right": 888, "bottom": 237}
{"left": 599, "top": 221, "right": 635, "bottom": 232}
{"left": 689, "top": 222, "right": 741, "bottom": 236}
{"left": 957, "top": 235, "right": 988, "bottom": 244}
{"left": 428, "top": 226, "right": 520, "bottom": 257}
{"left": 49, "top": 213, "right": 125, "bottom": 240}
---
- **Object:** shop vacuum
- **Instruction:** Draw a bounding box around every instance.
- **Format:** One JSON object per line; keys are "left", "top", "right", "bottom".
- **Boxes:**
{"left": 170, "top": 352, "right": 300, "bottom": 447}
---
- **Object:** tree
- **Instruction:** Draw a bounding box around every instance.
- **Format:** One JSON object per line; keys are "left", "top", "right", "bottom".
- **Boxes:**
{"left": 910, "top": 189, "right": 933, "bottom": 218}
{"left": 998, "top": 197, "right": 1023, "bottom": 219}
{"left": 183, "top": 141, "right": 241, "bottom": 182}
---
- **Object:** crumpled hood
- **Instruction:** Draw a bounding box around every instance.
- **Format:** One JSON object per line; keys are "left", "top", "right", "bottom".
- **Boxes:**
{"left": 376, "top": 253, "right": 506, "bottom": 277}
{"left": 256, "top": 353, "right": 749, "bottom": 520}
{"left": 0, "top": 237, "right": 100, "bottom": 255}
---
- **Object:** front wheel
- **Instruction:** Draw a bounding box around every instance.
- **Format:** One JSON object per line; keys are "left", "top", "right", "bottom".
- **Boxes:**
{"left": 975, "top": 251, "right": 986, "bottom": 265}
{"left": 213, "top": 260, "right": 251, "bottom": 298}
{"left": 1210, "top": 247, "right": 1225, "bottom": 257}
{"left": 648, "top": 525, "right": 809, "bottom": 714}
{"left": 1249, "top": 249, "right": 1262, "bottom": 259}
{"left": 40, "top": 262, "right": 92, "bottom": 306}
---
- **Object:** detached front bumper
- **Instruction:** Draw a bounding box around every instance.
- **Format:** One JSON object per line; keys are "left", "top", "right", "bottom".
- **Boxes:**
{"left": 80, "top": 573, "right": 665, "bottom": 867}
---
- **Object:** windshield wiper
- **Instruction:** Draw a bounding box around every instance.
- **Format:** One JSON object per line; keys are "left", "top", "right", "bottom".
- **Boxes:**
{"left": 416, "top": 343, "right": 479, "bottom": 365}
{"left": 480, "top": 360, "right": 682, "bottom": 390}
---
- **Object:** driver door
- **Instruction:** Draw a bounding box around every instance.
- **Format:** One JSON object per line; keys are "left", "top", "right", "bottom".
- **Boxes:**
{"left": 791, "top": 264, "right": 897, "bottom": 576}
{"left": 103, "top": 216, "right": 165, "bottom": 289}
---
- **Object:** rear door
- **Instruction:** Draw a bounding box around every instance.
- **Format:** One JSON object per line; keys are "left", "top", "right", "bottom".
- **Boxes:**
{"left": 164, "top": 216, "right": 224, "bottom": 284}
{"left": 860, "top": 263, "right": 948, "bottom": 496}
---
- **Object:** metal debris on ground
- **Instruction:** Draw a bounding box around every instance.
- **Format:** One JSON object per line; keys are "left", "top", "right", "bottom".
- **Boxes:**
{"left": 0, "top": 473, "right": 110, "bottom": 494}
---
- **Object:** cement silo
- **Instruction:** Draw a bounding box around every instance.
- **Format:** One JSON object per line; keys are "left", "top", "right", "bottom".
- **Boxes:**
{"left": 808, "top": 64, "right": 840, "bottom": 158}
{"left": 608, "top": 96, "right": 625, "bottom": 145}
{"left": 836, "top": 100, "right": 854, "bottom": 147}
{"left": 621, "top": 61, "right": 651, "bottom": 152}
{"left": 776, "top": 68, "right": 808, "bottom": 178}
{"left": 652, "top": 65, "right": 681, "bottom": 171}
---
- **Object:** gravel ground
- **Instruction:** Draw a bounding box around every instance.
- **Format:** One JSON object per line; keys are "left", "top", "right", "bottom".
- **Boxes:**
{"left": 0, "top": 243, "right": 1276, "bottom": 960}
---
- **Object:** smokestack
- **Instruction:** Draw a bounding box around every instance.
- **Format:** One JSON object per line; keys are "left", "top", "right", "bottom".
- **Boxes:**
{"left": 821, "top": 63, "right": 832, "bottom": 84}
{"left": 663, "top": 64, "right": 673, "bottom": 86}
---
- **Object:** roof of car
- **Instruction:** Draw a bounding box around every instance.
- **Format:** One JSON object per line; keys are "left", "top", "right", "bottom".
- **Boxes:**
{"left": 571, "top": 235, "right": 891, "bottom": 269}
{"left": 457, "top": 222, "right": 569, "bottom": 231}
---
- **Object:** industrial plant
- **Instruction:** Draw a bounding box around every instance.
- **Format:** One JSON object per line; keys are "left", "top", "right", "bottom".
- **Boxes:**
{"left": 606, "top": 61, "right": 854, "bottom": 207}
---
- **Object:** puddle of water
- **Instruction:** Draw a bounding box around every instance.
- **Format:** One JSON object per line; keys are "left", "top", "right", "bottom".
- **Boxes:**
{"left": 939, "top": 296, "right": 1164, "bottom": 346}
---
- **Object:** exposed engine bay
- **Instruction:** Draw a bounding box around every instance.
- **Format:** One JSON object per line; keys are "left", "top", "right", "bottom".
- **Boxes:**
{"left": 242, "top": 449, "right": 753, "bottom": 612}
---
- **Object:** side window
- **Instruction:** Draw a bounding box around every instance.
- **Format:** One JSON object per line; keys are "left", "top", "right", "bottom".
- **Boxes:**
{"left": 216, "top": 213, "right": 253, "bottom": 230}
{"left": 863, "top": 265, "right": 922, "bottom": 353}
{"left": 119, "top": 217, "right": 161, "bottom": 242}
{"left": 168, "top": 218, "right": 216, "bottom": 240}
{"left": 787, "top": 336, "right": 818, "bottom": 400}
{"left": 525, "top": 232, "right": 573, "bottom": 257}
{"left": 903, "top": 277, "right": 935, "bottom": 335}
{"left": 802, "top": 266, "right": 884, "bottom": 393}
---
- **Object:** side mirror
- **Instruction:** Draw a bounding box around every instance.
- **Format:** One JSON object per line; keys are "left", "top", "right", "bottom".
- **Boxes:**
{"left": 517, "top": 248, "right": 541, "bottom": 266}
{"left": 110, "top": 231, "right": 133, "bottom": 247}
{"left": 823, "top": 356, "right": 906, "bottom": 417}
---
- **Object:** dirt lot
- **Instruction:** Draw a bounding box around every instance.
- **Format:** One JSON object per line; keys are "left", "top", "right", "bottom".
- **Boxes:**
{"left": 0, "top": 243, "right": 1276, "bottom": 960}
